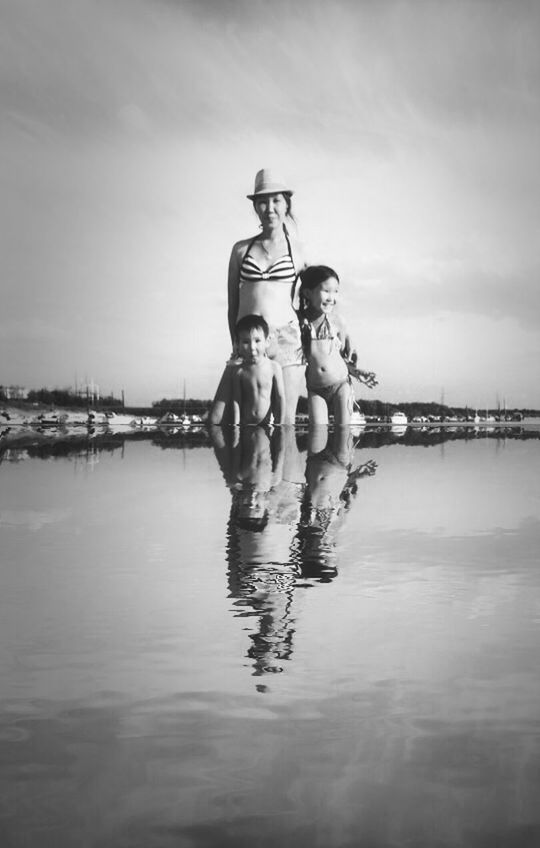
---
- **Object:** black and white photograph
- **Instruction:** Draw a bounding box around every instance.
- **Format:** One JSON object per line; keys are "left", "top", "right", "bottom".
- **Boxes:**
{"left": 1, "top": 1, "right": 540, "bottom": 846}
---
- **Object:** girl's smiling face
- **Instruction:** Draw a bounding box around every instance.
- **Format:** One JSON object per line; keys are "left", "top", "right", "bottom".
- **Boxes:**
{"left": 303, "top": 276, "right": 339, "bottom": 315}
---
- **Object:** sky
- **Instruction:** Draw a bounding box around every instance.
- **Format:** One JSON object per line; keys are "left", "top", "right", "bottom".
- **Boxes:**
{"left": 1, "top": 0, "right": 539, "bottom": 408}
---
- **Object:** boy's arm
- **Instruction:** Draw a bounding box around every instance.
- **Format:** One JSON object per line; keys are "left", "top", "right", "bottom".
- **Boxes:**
{"left": 271, "top": 361, "right": 286, "bottom": 426}
{"left": 231, "top": 368, "right": 242, "bottom": 426}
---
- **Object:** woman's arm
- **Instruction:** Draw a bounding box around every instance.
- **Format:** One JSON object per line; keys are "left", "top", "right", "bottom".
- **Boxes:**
{"left": 232, "top": 368, "right": 242, "bottom": 426}
{"left": 227, "top": 244, "right": 242, "bottom": 345}
{"left": 271, "top": 361, "right": 286, "bottom": 426}
{"left": 289, "top": 234, "right": 308, "bottom": 310}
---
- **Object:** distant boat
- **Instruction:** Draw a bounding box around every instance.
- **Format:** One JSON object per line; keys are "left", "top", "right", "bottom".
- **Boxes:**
{"left": 157, "top": 411, "right": 182, "bottom": 426}
{"left": 105, "top": 412, "right": 137, "bottom": 425}
{"left": 105, "top": 412, "right": 138, "bottom": 431}
{"left": 158, "top": 410, "right": 203, "bottom": 429}
{"left": 350, "top": 409, "right": 366, "bottom": 427}
{"left": 57, "top": 411, "right": 88, "bottom": 427}
{"left": 34, "top": 412, "right": 62, "bottom": 428}
{"left": 87, "top": 410, "right": 108, "bottom": 427}
{"left": 475, "top": 409, "right": 496, "bottom": 425}
{"left": 350, "top": 409, "right": 366, "bottom": 437}
{"left": 390, "top": 411, "right": 408, "bottom": 425}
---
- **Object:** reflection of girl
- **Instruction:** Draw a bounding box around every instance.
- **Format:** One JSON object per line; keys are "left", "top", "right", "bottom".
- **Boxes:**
{"left": 295, "top": 427, "right": 377, "bottom": 578}
{"left": 210, "top": 169, "right": 307, "bottom": 426}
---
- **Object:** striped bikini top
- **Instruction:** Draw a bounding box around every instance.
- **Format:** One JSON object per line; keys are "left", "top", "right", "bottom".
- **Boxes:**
{"left": 239, "top": 228, "right": 297, "bottom": 287}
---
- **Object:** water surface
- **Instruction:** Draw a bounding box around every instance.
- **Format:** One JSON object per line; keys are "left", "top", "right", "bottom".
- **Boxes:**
{"left": 1, "top": 426, "right": 539, "bottom": 847}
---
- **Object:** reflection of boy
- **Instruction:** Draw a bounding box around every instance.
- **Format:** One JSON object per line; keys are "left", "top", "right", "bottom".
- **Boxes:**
{"left": 231, "top": 426, "right": 281, "bottom": 531}
{"left": 232, "top": 315, "right": 286, "bottom": 427}
{"left": 223, "top": 426, "right": 300, "bottom": 680}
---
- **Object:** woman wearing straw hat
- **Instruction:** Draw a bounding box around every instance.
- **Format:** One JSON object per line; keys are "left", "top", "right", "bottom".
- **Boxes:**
{"left": 210, "top": 168, "right": 307, "bottom": 426}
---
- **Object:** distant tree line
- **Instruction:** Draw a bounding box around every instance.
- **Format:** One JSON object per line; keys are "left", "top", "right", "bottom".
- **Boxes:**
{"left": 152, "top": 396, "right": 537, "bottom": 418}
{"left": 24, "top": 388, "right": 124, "bottom": 408}
{"left": 4, "top": 386, "right": 537, "bottom": 418}
{"left": 353, "top": 399, "right": 536, "bottom": 419}
{"left": 152, "top": 397, "right": 212, "bottom": 415}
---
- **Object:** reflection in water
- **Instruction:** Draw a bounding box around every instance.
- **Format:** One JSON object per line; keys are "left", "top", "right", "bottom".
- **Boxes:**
{"left": 211, "top": 425, "right": 376, "bottom": 687}
{"left": 2, "top": 431, "right": 540, "bottom": 846}
{"left": 2, "top": 421, "right": 540, "bottom": 467}
{"left": 296, "top": 427, "right": 377, "bottom": 581}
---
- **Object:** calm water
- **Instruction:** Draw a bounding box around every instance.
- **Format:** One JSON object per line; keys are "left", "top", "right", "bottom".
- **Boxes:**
{"left": 1, "top": 425, "right": 540, "bottom": 848}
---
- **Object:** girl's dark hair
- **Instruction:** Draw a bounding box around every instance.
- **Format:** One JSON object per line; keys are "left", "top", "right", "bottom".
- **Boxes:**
{"left": 299, "top": 265, "right": 339, "bottom": 293}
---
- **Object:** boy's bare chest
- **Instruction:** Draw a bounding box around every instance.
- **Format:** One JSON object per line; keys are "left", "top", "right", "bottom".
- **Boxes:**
{"left": 240, "top": 362, "right": 272, "bottom": 390}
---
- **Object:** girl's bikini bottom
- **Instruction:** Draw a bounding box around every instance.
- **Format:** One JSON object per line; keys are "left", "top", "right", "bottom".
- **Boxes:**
{"left": 307, "top": 376, "right": 352, "bottom": 403}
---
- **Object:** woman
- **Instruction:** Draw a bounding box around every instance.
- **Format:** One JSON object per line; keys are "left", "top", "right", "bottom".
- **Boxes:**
{"left": 210, "top": 169, "right": 307, "bottom": 426}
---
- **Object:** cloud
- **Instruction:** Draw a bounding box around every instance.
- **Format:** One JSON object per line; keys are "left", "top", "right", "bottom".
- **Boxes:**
{"left": 3, "top": 0, "right": 536, "bottom": 144}
{"left": 349, "top": 262, "right": 540, "bottom": 330}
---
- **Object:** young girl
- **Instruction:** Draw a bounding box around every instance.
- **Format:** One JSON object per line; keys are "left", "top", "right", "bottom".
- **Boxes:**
{"left": 298, "top": 265, "right": 377, "bottom": 427}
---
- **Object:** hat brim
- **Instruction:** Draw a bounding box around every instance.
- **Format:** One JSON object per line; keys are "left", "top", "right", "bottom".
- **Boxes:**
{"left": 247, "top": 189, "right": 293, "bottom": 200}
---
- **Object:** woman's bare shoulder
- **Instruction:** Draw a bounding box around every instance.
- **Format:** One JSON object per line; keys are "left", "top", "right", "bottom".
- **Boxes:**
{"left": 230, "top": 236, "right": 257, "bottom": 259}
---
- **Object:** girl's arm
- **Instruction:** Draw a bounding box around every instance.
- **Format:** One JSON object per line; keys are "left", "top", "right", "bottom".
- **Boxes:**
{"left": 336, "top": 315, "right": 378, "bottom": 388}
{"left": 334, "top": 313, "right": 354, "bottom": 359}
{"left": 271, "top": 362, "right": 286, "bottom": 426}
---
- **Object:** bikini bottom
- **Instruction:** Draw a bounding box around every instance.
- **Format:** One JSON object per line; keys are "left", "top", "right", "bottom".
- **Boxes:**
{"left": 308, "top": 376, "right": 351, "bottom": 403}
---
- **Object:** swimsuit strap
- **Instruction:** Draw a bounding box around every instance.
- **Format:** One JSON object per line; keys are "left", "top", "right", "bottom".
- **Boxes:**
{"left": 282, "top": 224, "right": 294, "bottom": 262}
{"left": 302, "top": 314, "right": 335, "bottom": 340}
{"left": 242, "top": 233, "right": 262, "bottom": 264}
{"left": 240, "top": 225, "right": 296, "bottom": 280}
{"left": 244, "top": 224, "right": 293, "bottom": 258}
{"left": 315, "top": 314, "right": 333, "bottom": 340}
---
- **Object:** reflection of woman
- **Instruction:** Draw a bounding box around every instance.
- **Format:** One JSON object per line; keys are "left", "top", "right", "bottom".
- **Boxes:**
{"left": 210, "top": 169, "right": 307, "bottom": 426}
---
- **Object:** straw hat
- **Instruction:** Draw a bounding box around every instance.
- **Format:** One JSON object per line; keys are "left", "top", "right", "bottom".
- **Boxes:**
{"left": 247, "top": 168, "right": 293, "bottom": 199}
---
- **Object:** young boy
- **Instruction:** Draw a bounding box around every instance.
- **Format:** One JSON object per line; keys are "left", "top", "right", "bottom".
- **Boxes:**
{"left": 232, "top": 315, "right": 285, "bottom": 426}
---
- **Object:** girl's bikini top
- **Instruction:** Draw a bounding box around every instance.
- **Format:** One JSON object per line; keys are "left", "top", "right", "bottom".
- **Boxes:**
{"left": 300, "top": 314, "right": 342, "bottom": 357}
{"left": 239, "top": 227, "right": 297, "bottom": 287}
{"left": 301, "top": 314, "right": 339, "bottom": 340}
